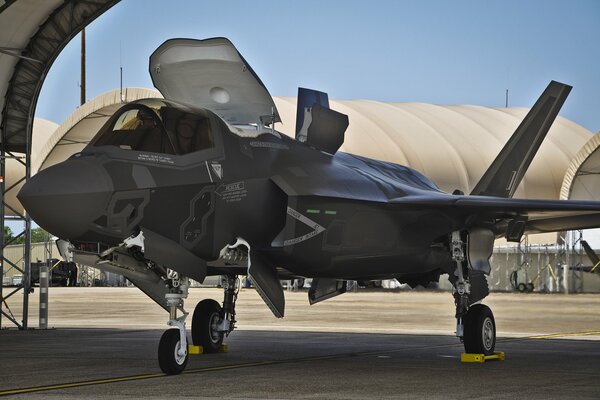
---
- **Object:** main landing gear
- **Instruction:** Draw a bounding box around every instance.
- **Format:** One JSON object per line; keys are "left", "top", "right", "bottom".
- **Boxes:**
{"left": 158, "top": 273, "right": 239, "bottom": 375}
{"left": 192, "top": 275, "right": 238, "bottom": 353}
{"left": 450, "top": 231, "right": 496, "bottom": 356}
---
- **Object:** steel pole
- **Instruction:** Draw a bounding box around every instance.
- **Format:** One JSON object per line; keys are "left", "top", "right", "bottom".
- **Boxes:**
{"left": 39, "top": 266, "right": 48, "bottom": 329}
{"left": 0, "top": 134, "right": 4, "bottom": 329}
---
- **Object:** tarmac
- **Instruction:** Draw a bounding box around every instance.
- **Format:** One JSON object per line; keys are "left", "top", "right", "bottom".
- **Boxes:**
{"left": 1, "top": 288, "right": 600, "bottom": 399}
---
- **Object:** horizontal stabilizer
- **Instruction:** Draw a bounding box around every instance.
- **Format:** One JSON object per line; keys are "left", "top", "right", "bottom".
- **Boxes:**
{"left": 471, "top": 81, "right": 572, "bottom": 198}
{"left": 391, "top": 194, "right": 600, "bottom": 236}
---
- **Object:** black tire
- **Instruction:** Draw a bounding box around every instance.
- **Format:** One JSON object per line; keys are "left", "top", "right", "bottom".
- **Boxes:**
{"left": 526, "top": 283, "right": 534, "bottom": 293}
{"left": 463, "top": 304, "right": 496, "bottom": 355}
{"left": 158, "top": 328, "right": 188, "bottom": 375}
{"left": 517, "top": 283, "right": 526, "bottom": 292}
{"left": 192, "top": 299, "right": 224, "bottom": 353}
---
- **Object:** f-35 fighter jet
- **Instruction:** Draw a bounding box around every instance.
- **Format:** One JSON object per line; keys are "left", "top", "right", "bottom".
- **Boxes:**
{"left": 18, "top": 37, "right": 600, "bottom": 374}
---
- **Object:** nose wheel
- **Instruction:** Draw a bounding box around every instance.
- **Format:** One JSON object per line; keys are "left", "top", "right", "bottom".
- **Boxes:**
{"left": 158, "top": 328, "right": 188, "bottom": 374}
{"left": 158, "top": 271, "right": 190, "bottom": 375}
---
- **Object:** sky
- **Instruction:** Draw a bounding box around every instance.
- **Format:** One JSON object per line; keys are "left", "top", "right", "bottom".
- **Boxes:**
{"left": 36, "top": 0, "right": 600, "bottom": 132}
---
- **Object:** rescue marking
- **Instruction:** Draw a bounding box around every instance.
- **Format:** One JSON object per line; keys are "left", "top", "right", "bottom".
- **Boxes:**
{"left": 211, "top": 162, "right": 223, "bottom": 179}
{"left": 215, "top": 181, "right": 247, "bottom": 203}
{"left": 249, "top": 141, "right": 289, "bottom": 150}
{"left": 137, "top": 153, "right": 174, "bottom": 165}
{"left": 284, "top": 207, "right": 326, "bottom": 246}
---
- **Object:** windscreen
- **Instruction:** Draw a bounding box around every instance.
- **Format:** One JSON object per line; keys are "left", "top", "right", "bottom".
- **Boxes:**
{"left": 90, "top": 99, "right": 216, "bottom": 155}
{"left": 92, "top": 104, "right": 175, "bottom": 154}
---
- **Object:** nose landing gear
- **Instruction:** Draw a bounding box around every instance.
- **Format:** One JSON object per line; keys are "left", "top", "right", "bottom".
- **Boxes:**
{"left": 158, "top": 271, "right": 190, "bottom": 375}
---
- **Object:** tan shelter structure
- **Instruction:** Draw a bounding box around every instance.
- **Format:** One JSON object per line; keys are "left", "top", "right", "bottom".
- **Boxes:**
{"left": 560, "top": 132, "right": 600, "bottom": 202}
{"left": 38, "top": 88, "right": 592, "bottom": 199}
{"left": 4, "top": 117, "right": 58, "bottom": 216}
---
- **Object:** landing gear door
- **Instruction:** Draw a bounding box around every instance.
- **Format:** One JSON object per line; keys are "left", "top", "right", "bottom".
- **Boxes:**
{"left": 467, "top": 228, "right": 494, "bottom": 275}
{"left": 308, "top": 278, "right": 347, "bottom": 305}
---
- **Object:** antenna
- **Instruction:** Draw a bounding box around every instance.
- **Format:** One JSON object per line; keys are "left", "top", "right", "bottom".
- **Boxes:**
{"left": 505, "top": 89, "right": 509, "bottom": 108}
{"left": 80, "top": 28, "right": 86, "bottom": 106}
{"left": 119, "top": 40, "right": 124, "bottom": 102}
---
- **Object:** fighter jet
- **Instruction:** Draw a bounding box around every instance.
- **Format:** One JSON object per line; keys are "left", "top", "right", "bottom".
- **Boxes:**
{"left": 18, "top": 37, "right": 600, "bottom": 374}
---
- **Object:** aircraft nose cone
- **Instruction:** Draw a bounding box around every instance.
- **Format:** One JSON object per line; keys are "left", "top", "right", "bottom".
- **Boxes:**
{"left": 18, "top": 159, "right": 113, "bottom": 240}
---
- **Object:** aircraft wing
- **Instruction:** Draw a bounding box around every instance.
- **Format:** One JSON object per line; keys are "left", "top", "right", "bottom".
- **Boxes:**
{"left": 393, "top": 195, "right": 600, "bottom": 235}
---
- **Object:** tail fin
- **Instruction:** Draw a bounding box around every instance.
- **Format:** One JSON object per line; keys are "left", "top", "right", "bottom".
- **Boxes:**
{"left": 470, "top": 81, "right": 572, "bottom": 197}
{"left": 582, "top": 240, "right": 600, "bottom": 266}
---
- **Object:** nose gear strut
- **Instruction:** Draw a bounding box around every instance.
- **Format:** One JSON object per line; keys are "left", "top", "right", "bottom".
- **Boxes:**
{"left": 158, "top": 270, "right": 190, "bottom": 374}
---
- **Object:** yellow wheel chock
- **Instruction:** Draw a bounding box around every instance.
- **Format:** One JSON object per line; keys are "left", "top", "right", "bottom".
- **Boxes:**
{"left": 461, "top": 351, "right": 505, "bottom": 363}
{"left": 188, "top": 344, "right": 229, "bottom": 355}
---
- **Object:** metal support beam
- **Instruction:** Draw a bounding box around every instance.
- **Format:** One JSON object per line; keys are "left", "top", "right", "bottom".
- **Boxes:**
{"left": 0, "top": 114, "right": 30, "bottom": 329}
{"left": 0, "top": 127, "right": 4, "bottom": 329}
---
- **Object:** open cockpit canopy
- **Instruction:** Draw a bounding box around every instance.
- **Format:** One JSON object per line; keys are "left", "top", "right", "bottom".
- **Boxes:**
{"left": 90, "top": 98, "right": 218, "bottom": 155}
{"left": 149, "top": 37, "right": 281, "bottom": 127}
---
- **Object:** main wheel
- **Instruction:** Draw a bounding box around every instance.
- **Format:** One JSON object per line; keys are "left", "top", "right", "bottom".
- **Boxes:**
{"left": 192, "top": 299, "right": 224, "bottom": 353}
{"left": 463, "top": 304, "right": 496, "bottom": 355}
{"left": 158, "top": 328, "right": 188, "bottom": 375}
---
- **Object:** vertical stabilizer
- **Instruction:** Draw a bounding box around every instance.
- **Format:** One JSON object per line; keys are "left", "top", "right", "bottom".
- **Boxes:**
{"left": 470, "top": 81, "right": 572, "bottom": 198}
{"left": 582, "top": 240, "right": 600, "bottom": 266}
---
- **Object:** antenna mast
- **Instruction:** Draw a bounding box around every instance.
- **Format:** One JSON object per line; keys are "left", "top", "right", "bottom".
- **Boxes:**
{"left": 80, "top": 28, "right": 86, "bottom": 106}
{"left": 120, "top": 40, "right": 123, "bottom": 102}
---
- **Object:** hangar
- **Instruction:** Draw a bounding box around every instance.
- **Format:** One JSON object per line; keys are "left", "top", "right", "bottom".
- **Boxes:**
{"left": 0, "top": 0, "right": 119, "bottom": 329}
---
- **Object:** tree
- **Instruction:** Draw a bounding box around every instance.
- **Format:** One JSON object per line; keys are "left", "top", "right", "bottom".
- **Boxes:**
{"left": 12, "top": 227, "right": 51, "bottom": 244}
{"left": 3, "top": 226, "right": 14, "bottom": 244}
{"left": 31, "top": 227, "right": 51, "bottom": 243}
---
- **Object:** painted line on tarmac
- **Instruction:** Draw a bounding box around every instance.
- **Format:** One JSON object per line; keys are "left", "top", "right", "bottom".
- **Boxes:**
{"left": 0, "top": 342, "right": 464, "bottom": 397}
{"left": 526, "top": 331, "right": 600, "bottom": 339}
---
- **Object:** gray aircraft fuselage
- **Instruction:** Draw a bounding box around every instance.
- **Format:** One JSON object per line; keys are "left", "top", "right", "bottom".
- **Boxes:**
{"left": 20, "top": 100, "right": 456, "bottom": 285}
